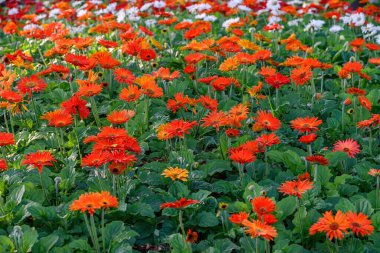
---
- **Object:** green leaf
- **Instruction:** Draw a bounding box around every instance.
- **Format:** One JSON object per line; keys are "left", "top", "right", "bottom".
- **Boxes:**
{"left": 32, "top": 235, "right": 59, "bottom": 253}
{"left": 335, "top": 198, "right": 356, "bottom": 212}
{"left": 9, "top": 185, "right": 25, "bottom": 205}
{"left": 169, "top": 234, "right": 191, "bottom": 253}
{"left": 202, "top": 160, "right": 232, "bottom": 176}
{"left": 20, "top": 226, "right": 38, "bottom": 253}
{"left": 326, "top": 151, "right": 348, "bottom": 167}
{"left": 196, "top": 211, "right": 219, "bottom": 227}
{"left": 213, "top": 239, "right": 239, "bottom": 253}
{"left": 126, "top": 202, "right": 155, "bottom": 218}
{"left": 276, "top": 196, "right": 297, "bottom": 221}
{"left": 0, "top": 236, "right": 14, "bottom": 252}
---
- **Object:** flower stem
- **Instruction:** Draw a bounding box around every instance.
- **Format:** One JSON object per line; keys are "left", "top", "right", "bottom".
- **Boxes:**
{"left": 73, "top": 115, "right": 82, "bottom": 160}
{"left": 178, "top": 210, "right": 185, "bottom": 236}
{"left": 101, "top": 209, "right": 106, "bottom": 252}
{"left": 90, "top": 97, "right": 101, "bottom": 128}
{"left": 90, "top": 214, "right": 101, "bottom": 253}
{"left": 3, "top": 111, "right": 9, "bottom": 132}
{"left": 313, "top": 164, "right": 318, "bottom": 182}
{"left": 31, "top": 94, "right": 40, "bottom": 128}
{"left": 83, "top": 214, "right": 98, "bottom": 253}
{"left": 39, "top": 172, "right": 49, "bottom": 204}
{"left": 376, "top": 176, "right": 379, "bottom": 210}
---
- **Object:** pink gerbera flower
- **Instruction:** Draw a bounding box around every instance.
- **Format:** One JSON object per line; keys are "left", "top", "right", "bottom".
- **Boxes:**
{"left": 332, "top": 139, "right": 360, "bottom": 158}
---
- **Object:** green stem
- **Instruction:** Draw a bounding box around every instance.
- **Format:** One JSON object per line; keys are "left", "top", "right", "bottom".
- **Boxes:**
{"left": 275, "top": 88, "right": 279, "bottom": 111}
{"left": 90, "top": 97, "right": 101, "bottom": 128}
{"left": 101, "top": 209, "right": 106, "bottom": 252}
{"left": 179, "top": 210, "right": 185, "bottom": 236}
{"left": 376, "top": 176, "right": 379, "bottom": 210}
{"left": 256, "top": 237, "right": 259, "bottom": 253}
{"left": 3, "top": 111, "right": 9, "bottom": 132}
{"left": 9, "top": 111, "right": 15, "bottom": 135}
{"left": 313, "top": 164, "right": 318, "bottom": 182}
{"left": 59, "top": 128, "right": 65, "bottom": 156}
{"left": 265, "top": 148, "right": 269, "bottom": 178}
{"left": 83, "top": 214, "right": 97, "bottom": 253}
{"left": 31, "top": 94, "right": 40, "bottom": 128}
{"left": 90, "top": 214, "right": 101, "bottom": 253}
{"left": 73, "top": 115, "right": 82, "bottom": 160}
{"left": 143, "top": 97, "right": 149, "bottom": 132}
{"left": 39, "top": 172, "right": 49, "bottom": 204}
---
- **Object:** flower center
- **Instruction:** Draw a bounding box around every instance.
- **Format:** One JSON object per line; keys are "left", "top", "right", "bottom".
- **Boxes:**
{"left": 329, "top": 222, "right": 339, "bottom": 230}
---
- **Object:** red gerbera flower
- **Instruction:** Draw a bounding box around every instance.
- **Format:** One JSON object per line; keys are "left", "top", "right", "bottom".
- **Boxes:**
{"left": 229, "top": 211, "right": 250, "bottom": 225}
{"left": 41, "top": 109, "right": 73, "bottom": 128}
{"left": 160, "top": 198, "right": 199, "bottom": 209}
{"left": 17, "top": 75, "right": 47, "bottom": 95}
{"left": 290, "top": 116, "right": 322, "bottom": 133}
{"left": 0, "top": 132, "right": 15, "bottom": 146}
{"left": 119, "top": 85, "right": 141, "bottom": 102}
{"left": 306, "top": 155, "right": 329, "bottom": 166}
{"left": 346, "top": 211, "right": 374, "bottom": 237}
{"left": 229, "top": 147, "right": 256, "bottom": 164}
{"left": 265, "top": 73, "right": 290, "bottom": 89}
{"left": 22, "top": 150, "right": 56, "bottom": 173}
{"left": 299, "top": 133, "right": 317, "bottom": 144}
{"left": 114, "top": 68, "right": 135, "bottom": 85}
{"left": 138, "top": 49, "right": 156, "bottom": 61}
{"left": 61, "top": 95, "right": 90, "bottom": 119}
{"left": 0, "top": 159, "right": 8, "bottom": 172}
{"left": 278, "top": 179, "right": 314, "bottom": 198}
{"left": 107, "top": 110, "right": 135, "bottom": 125}
{"left": 333, "top": 139, "right": 360, "bottom": 158}
{"left": 251, "top": 196, "right": 276, "bottom": 216}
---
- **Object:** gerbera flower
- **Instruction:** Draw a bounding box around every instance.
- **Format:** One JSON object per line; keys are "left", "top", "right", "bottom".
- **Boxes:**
{"left": 358, "top": 96, "right": 372, "bottom": 111}
{"left": 197, "top": 95, "right": 218, "bottom": 111}
{"left": 0, "top": 69, "right": 16, "bottom": 90}
{"left": 77, "top": 83, "right": 102, "bottom": 97}
{"left": 160, "top": 198, "right": 199, "bottom": 209}
{"left": 346, "top": 87, "right": 366, "bottom": 96}
{"left": 253, "top": 110, "right": 281, "bottom": 132}
{"left": 186, "top": 229, "right": 198, "bottom": 243}
{"left": 0, "top": 159, "right": 8, "bottom": 172}
{"left": 201, "top": 111, "right": 230, "bottom": 131}
{"left": 299, "top": 133, "right": 317, "bottom": 144}
{"left": 0, "top": 90, "right": 23, "bottom": 103}
{"left": 346, "top": 211, "right": 374, "bottom": 237}
{"left": 41, "top": 109, "right": 73, "bottom": 128}
{"left": 119, "top": 85, "right": 141, "bottom": 102}
{"left": 65, "top": 53, "right": 90, "bottom": 67}
{"left": 242, "top": 219, "right": 278, "bottom": 241}
{"left": 81, "top": 152, "right": 108, "bottom": 168}
{"left": 61, "top": 95, "right": 90, "bottom": 119}
{"left": 309, "top": 210, "right": 350, "bottom": 241}
{"left": 17, "top": 75, "right": 47, "bottom": 95}
{"left": 256, "top": 133, "right": 281, "bottom": 147}
{"left": 265, "top": 73, "right": 290, "bottom": 89}
{"left": 161, "top": 167, "right": 189, "bottom": 182}
{"left": 70, "top": 192, "right": 102, "bottom": 215}
{"left": 290, "top": 116, "right": 322, "bottom": 133}
{"left": 333, "top": 139, "right": 360, "bottom": 158}
{"left": 139, "top": 49, "right": 156, "bottom": 61}
{"left": 22, "top": 151, "right": 56, "bottom": 173}
{"left": 290, "top": 66, "right": 312, "bottom": 86}
{"left": 113, "top": 68, "right": 135, "bottom": 85}
{"left": 98, "top": 191, "right": 119, "bottom": 209}
{"left": 278, "top": 179, "right": 314, "bottom": 198}
{"left": 0, "top": 132, "right": 15, "bottom": 146}
{"left": 251, "top": 196, "right": 276, "bottom": 216}
{"left": 107, "top": 110, "right": 135, "bottom": 125}
{"left": 229, "top": 211, "right": 250, "bottom": 225}
{"left": 153, "top": 67, "right": 180, "bottom": 81}
{"left": 306, "top": 155, "right": 329, "bottom": 166}
{"left": 368, "top": 169, "right": 380, "bottom": 177}
{"left": 229, "top": 147, "right": 256, "bottom": 164}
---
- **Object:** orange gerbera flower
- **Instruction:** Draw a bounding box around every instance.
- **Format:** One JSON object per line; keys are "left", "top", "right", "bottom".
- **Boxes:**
{"left": 81, "top": 152, "right": 108, "bottom": 168}
{"left": 0, "top": 90, "right": 23, "bottom": 103}
{"left": 278, "top": 179, "right": 314, "bottom": 198}
{"left": 107, "top": 110, "right": 135, "bottom": 125}
{"left": 22, "top": 151, "right": 56, "bottom": 173}
{"left": 160, "top": 198, "right": 199, "bottom": 209}
{"left": 253, "top": 110, "right": 281, "bottom": 132}
{"left": 41, "top": 109, "right": 73, "bottom": 128}
{"left": 229, "top": 211, "right": 250, "bottom": 225}
{"left": 309, "top": 210, "right": 350, "bottom": 241}
{"left": 77, "top": 83, "right": 102, "bottom": 97}
{"left": 290, "top": 66, "right": 312, "bottom": 86}
{"left": 201, "top": 111, "right": 230, "bottom": 131}
{"left": 346, "top": 211, "right": 374, "bottom": 237}
{"left": 70, "top": 192, "right": 103, "bottom": 215}
{"left": 17, "top": 75, "right": 47, "bottom": 95}
{"left": 98, "top": 191, "right": 119, "bottom": 209}
{"left": 256, "top": 133, "right": 281, "bottom": 148}
{"left": 113, "top": 68, "right": 135, "bottom": 85}
{"left": 0, "top": 132, "right": 15, "bottom": 147}
{"left": 219, "top": 56, "right": 239, "bottom": 72}
{"left": 346, "top": 87, "right": 366, "bottom": 96}
{"left": 251, "top": 196, "right": 276, "bottom": 216}
{"left": 333, "top": 139, "right": 360, "bottom": 158}
{"left": 368, "top": 169, "right": 380, "bottom": 177}
{"left": 290, "top": 116, "right": 322, "bottom": 133}
{"left": 0, "top": 69, "right": 16, "bottom": 90}
{"left": 228, "top": 104, "right": 249, "bottom": 128}
{"left": 119, "top": 85, "right": 141, "bottom": 102}
{"left": 153, "top": 67, "right": 180, "bottom": 81}
{"left": 242, "top": 219, "right": 278, "bottom": 241}
{"left": 265, "top": 73, "right": 290, "bottom": 89}
{"left": 358, "top": 96, "right": 372, "bottom": 111}
{"left": 161, "top": 167, "right": 189, "bottom": 182}
{"left": 157, "top": 120, "right": 197, "bottom": 140}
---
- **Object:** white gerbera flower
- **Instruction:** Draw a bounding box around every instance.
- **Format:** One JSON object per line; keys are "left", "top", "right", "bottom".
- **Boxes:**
{"left": 305, "top": 19, "right": 325, "bottom": 32}
{"left": 329, "top": 25, "right": 343, "bottom": 33}
{"left": 222, "top": 17, "right": 240, "bottom": 29}
{"left": 351, "top": 12, "right": 365, "bottom": 27}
